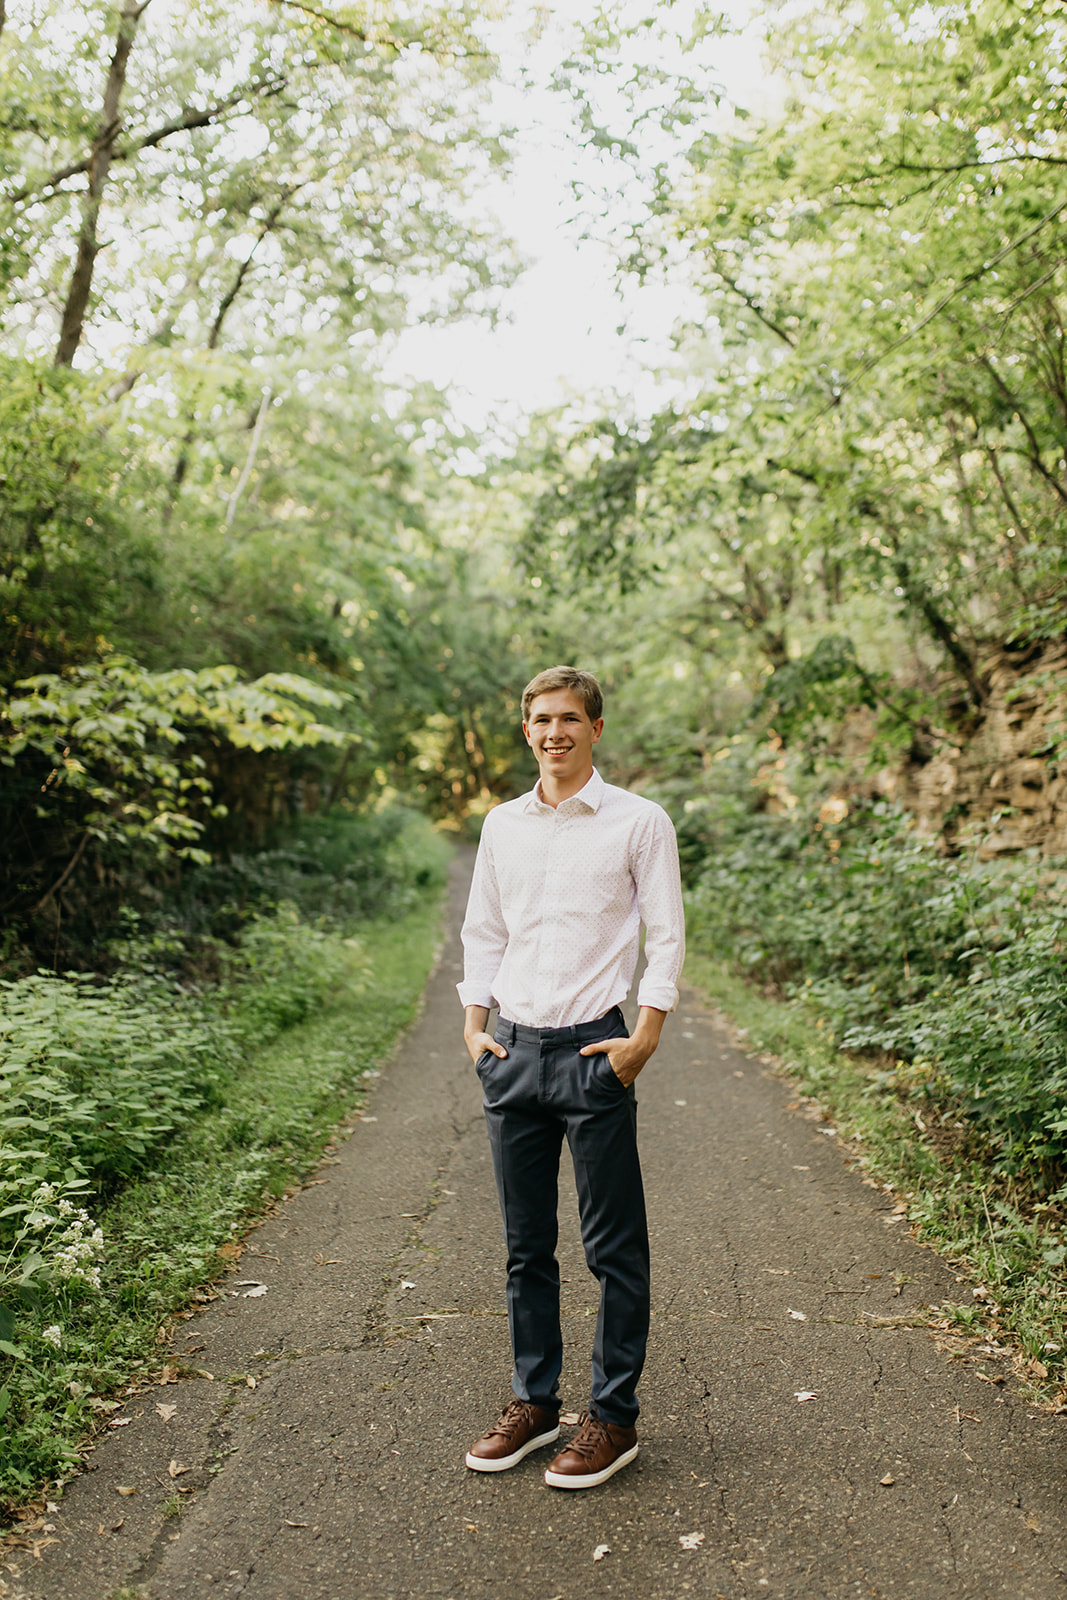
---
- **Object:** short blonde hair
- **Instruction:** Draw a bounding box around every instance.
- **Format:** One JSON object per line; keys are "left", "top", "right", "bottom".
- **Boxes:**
{"left": 521, "top": 666, "right": 603, "bottom": 723}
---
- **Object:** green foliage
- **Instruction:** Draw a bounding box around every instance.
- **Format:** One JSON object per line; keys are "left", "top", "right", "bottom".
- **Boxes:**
{"left": 685, "top": 773, "right": 1067, "bottom": 1190}
{"left": 0, "top": 654, "right": 350, "bottom": 965}
{"left": 0, "top": 361, "right": 159, "bottom": 685}
{"left": 0, "top": 973, "right": 239, "bottom": 1196}
{"left": 226, "top": 907, "right": 366, "bottom": 1037}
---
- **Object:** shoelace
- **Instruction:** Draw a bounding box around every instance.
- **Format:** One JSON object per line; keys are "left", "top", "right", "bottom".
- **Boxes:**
{"left": 487, "top": 1399, "right": 531, "bottom": 1440}
{"left": 566, "top": 1413, "right": 611, "bottom": 1460}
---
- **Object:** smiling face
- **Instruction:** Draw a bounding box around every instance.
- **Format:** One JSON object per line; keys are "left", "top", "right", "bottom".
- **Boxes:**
{"left": 522, "top": 687, "right": 603, "bottom": 798}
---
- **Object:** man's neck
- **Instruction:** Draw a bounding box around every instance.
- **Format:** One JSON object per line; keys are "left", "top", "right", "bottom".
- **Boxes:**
{"left": 537, "top": 763, "right": 594, "bottom": 809}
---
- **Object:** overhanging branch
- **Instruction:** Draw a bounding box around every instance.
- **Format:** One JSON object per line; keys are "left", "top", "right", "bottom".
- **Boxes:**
{"left": 4, "top": 77, "right": 288, "bottom": 207}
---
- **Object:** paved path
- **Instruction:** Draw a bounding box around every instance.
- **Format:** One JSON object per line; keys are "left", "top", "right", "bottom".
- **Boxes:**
{"left": 21, "top": 853, "right": 1067, "bottom": 1600}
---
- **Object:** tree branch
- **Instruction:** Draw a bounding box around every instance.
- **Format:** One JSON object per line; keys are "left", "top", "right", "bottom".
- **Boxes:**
{"left": 265, "top": 0, "right": 488, "bottom": 58}
{"left": 266, "top": 0, "right": 376, "bottom": 42}
{"left": 977, "top": 354, "right": 1067, "bottom": 510}
{"left": 714, "top": 267, "right": 798, "bottom": 347}
{"left": 5, "top": 78, "right": 287, "bottom": 207}
{"left": 225, "top": 387, "right": 272, "bottom": 529}
{"left": 55, "top": 0, "right": 149, "bottom": 365}
{"left": 32, "top": 829, "right": 91, "bottom": 914}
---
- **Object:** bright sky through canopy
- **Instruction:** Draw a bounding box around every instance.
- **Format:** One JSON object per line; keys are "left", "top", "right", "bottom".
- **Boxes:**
{"left": 384, "top": 1, "right": 768, "bottom": 439}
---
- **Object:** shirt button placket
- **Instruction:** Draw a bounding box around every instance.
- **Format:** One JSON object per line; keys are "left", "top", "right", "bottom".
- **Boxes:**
{"left": 535, "top": 807, "right": 564, "bottom": 1026}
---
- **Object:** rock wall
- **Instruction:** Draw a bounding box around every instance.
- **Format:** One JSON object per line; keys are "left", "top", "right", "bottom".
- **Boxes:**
{"left": 891, "top": 641, "right": 1067, "bottom": 858}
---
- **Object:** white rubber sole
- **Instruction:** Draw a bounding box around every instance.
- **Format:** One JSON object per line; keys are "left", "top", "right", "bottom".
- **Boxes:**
{"left": 544, "top": 1442, "right": 639, "bottom": 1489}
{"left": 465, "top": 1425, "right": 560, "bottom": 1473}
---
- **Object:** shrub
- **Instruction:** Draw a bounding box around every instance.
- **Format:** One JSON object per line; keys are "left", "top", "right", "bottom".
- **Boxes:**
{"left": 684, "top": 783, "right": 1067, "bottom": 1192}
{"left": 0, "top": 974, "right": 239, "bottom": 1202}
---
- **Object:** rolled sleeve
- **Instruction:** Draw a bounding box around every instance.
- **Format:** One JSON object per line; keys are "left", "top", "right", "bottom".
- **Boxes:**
{"left": 457, "top": 823, "right": 508, "bottom": 1011}
{"left": 633, "top": 807, "right": 685, "bottom": 1014}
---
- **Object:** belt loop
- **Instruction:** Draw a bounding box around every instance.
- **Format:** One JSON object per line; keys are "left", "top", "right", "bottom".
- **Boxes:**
{"left": 569, "top": 1024, "right": 578, "bottom": 1045}
{"left": 506, "top": 1020, "right": 516, "bottom": 1046}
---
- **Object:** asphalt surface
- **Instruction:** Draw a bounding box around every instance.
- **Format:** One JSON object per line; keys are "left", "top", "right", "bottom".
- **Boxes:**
{"left": 17, "top": 850, "right": 1067, "bottom": 1600}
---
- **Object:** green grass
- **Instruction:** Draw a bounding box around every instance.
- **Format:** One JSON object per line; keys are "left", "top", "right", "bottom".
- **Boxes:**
{"left": 0, "top": 879, "right": 447, "bottom": 1508}
{"left": 685, "top": 950, "right": 1067, "bottom": 1407}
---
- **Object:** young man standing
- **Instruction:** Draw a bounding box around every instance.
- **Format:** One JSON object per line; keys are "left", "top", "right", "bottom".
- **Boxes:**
{"left": 457, "top": 665, "right": 685, "bottom": 1490}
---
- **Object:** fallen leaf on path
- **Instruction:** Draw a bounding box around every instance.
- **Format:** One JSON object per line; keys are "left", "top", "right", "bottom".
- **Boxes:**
{"left": 284, "top": 1520, "right": 308, "bottom": 1528}
{"left": 593, "top": 1544, "right": 610, "bottom": 1562}
{"left": 246, "top": 1376, "right": 257, "bottom": 1388}
{"left": 312, "top": 1253, "right": 343, "bottom": 1266}
{"left": 400, "top": 1280, "right": 416, "bottom": 1290}
{"left": 1028, "top": 1359, "right": 1049, "bottom": 1379}
{"left": 976, "top": 1370, "right": 1005, "bottom": 1386}
{"left": 108, "top": 1417, "right": 132, "bottom": 1428}
{"left": 794, "top": 1391, "right": 819, "bottom": 1403}
{"left": 159, "top": 1364, "right": 179, "bottom": 1384}
{"left": 359, "top": 1116, "right": 378, "bottom": 1123}
{"left": 155, "top": 1403, "right": 177, "bottom": 1422}
{"left": 217, "top": 1240, "right": 243, "bottom": 1260}
{"left": 679, "top": 1532, "right": 705, "bottom": 1550}
{"left": 560, "top": 1412, "right": 581, "bottom": 1424}
{"left": 763, "top": 1269, "right": 790, "bottom": 1276}
{"left": 243, "top": 1285, "right": 268, "bottom": 1299}
{"left": 879, "top": 1473, "right": 895, "bottom": 1486}
{"left": 168, "top": 1462, "right": 190, "bottom": 1479}
{"left": 674, "top": 1100, "right": 687, "bottom": 1107}
{"left": 115, "top": 1487, "right": 137, "bottom": 1497}
{"left": 787, "top": 1309, "right": 807, "bottom": 1321}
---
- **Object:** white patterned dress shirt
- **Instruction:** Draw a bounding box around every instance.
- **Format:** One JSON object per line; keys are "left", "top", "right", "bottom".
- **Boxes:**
{"left": 457, "top": 767, "right": 685, "bottom": 1028}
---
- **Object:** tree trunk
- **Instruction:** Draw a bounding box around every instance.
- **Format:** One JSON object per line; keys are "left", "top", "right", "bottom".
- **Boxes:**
{"left": 893, "top": 558, "right": 987, "bottom": 707}
{"left": 54, "top": 0, "right": 149, "bottom": 366}
{"left": 164, "top": 195, "right": 290, "bottom": 518}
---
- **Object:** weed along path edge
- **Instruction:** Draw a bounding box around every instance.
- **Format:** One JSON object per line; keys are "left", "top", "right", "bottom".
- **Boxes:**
{"left": 17, "top": 850, "right": 1067, "bottom": 1600}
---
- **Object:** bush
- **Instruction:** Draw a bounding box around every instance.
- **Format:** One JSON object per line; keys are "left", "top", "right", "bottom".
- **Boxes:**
{"left": 683, "top": 778, "right": 1067, "bottom": 1192}
{"left": 0, "top": 973, "right": 238, "bottom": 1204}
{"left": 172, "top": 805, "right": 448, "bottom": 939}
{"left": 225, "top": 906, "right": 367, "bottom": 1037}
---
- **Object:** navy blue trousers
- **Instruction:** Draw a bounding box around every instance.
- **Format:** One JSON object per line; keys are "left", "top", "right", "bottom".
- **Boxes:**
{"left": 476, "top": 1005, "right": 650, "bottom": 1428}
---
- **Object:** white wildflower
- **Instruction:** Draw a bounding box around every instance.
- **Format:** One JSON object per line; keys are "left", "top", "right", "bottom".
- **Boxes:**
{"left": 41, "top": 1325, "right": 62, "bottom": 1349}
{"left": 31, "top": 1183, "right": 57, "bottom": 1203}
{"left": 57, "top": 1198, "right": 74, "bottom": 1217}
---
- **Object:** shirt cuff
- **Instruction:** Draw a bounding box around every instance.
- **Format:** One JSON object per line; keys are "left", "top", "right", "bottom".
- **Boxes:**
{"left": 636, "top": 980, "right": 679, "bottom": 1014}
{"left": 457, "top": 979, "right": 495, "bottom": 1010}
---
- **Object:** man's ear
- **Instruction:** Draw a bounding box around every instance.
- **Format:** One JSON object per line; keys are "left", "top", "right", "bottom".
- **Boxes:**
{"left": 522, "top": 721, "right": 532, "bottom": 746}
{"left": 592, "top": 718, "right": 604, "bottom": 744}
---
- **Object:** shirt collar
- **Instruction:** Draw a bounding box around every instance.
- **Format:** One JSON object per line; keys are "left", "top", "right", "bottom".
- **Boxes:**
{"left": 523, "top": 767, "right": 604, "bottom": 815}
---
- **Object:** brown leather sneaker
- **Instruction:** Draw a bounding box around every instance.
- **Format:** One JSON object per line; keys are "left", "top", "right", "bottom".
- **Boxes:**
{"left": 544, "top": 1411, "right": 638, "bottom": 1489}
{"left": 465, "top": 1399, "right": 560, "bottom": 1473}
